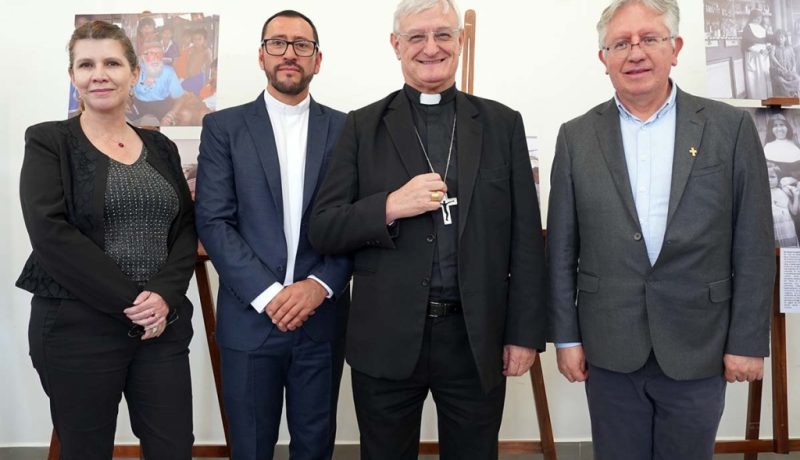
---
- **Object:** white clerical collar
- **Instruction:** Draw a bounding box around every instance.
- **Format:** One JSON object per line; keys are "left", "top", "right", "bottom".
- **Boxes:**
{"left": 420, "top": 93, "right": 442, "bottom": 105}
{"left": 264, "top": 90, "right": 310, "bottom": 115}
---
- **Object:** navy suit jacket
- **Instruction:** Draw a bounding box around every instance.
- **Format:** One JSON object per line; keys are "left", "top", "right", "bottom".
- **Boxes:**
{"left": 196, "top": 92, "right": 350, "bottom": 351}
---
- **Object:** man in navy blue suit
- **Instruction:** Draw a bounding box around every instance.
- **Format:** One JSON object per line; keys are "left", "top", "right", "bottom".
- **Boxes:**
{"left": 195, "top": 10, "right": 350, "bottom": 460}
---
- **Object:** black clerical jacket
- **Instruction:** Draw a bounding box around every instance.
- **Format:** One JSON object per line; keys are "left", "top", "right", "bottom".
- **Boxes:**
{"left": 310, "top": 89, "right": 547, "bottom": 391}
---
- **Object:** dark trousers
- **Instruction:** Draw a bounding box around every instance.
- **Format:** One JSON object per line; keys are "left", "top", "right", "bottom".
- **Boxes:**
{"left": 586, "top": 353, "right": 726, "bottom": 460}
{"left": 327, "top": 293, "right": 349, "bottom": 455}
{"left": 28, "top": 296, "right": 194, "bottom": 460}
{"left": 220, "top": 327, "right": 336, "bottom": 460}
{"left": 352, "top": 314, "right": 506, "bottom": 460}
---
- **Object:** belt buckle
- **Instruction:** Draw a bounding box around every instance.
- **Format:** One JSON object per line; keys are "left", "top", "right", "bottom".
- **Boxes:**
{"left": 428, "top": 302, "right": 444, "bottom": 318}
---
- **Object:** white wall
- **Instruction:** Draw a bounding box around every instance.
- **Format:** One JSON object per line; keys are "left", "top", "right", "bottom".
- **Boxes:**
{"left": 2, "top": 0, "right": 798, "bottom": 448}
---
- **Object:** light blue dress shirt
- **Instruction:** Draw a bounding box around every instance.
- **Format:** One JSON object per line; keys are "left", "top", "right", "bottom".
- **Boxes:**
{"left": 134, "top": 65, "right": 184, "bottom": 102}
{"left": 556, "top": 84, "right": 678, "bottom": 349}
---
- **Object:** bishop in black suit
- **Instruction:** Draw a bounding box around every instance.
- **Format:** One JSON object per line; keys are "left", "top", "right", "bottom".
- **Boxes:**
{"left": 309, "top": 1, "right": 546, "bottom": 458}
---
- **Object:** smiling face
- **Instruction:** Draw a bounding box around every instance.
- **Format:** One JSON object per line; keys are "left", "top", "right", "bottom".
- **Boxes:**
{"left": 598, "top": 1, "right": 682, "bottom": 116}
{"left": 391, "top": 5, "right": 463, "bottom": 93}
{"left": 69, "top": 38, "right": 138, "bottom": 115}
{"left": 259, "top": 15, "right": 321, "bottom": 105}
{"left": 141, "top": 44, "right": 165, "bottom": 77}
{"left": 773, "top": 118, "right": 789, "bottom": 140}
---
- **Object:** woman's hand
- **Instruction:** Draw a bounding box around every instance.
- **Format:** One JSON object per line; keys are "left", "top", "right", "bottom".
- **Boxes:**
{"left": 124, "top": 291, "right": 169, "bottom": 340}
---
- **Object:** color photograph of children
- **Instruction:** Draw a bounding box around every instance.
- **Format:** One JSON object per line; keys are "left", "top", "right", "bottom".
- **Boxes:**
{"left": 67, "top": 12, "right": 219, "bottom": 127}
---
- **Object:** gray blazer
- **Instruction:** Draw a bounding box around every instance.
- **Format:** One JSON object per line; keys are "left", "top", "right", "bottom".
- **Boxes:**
{"left": 547, "top": 88, "right": 775, "bottom": 380}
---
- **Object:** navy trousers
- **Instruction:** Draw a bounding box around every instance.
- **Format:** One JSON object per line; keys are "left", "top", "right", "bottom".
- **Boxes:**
{"left": 220, "top": 327, "right": 335, "bottom": 460}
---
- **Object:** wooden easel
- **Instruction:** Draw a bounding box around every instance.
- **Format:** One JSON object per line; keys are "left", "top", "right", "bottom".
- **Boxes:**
{"left": 713, "top": 250, "right": 798, "bottom": 457}
{"left": 711, "top": 94, "right": 800, "bottom": 458}
{"left": 462, "top": 9, "right": 557, "bottom": 459}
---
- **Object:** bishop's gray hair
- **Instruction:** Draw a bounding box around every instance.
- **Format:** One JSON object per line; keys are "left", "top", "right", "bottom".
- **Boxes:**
{"left": 597, "top": 0, "right": 680, "bottom": 49}
{"left": 393, "top": 0, "right": 463, "bottom": 33}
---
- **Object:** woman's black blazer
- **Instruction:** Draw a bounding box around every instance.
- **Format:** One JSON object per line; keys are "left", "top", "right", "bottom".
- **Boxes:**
{"left": 17, "top": 115, "right": 197, "bottom": 328}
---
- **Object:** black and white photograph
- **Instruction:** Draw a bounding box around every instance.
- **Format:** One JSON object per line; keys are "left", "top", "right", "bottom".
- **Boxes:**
{"left": 527, "top": 135, "right": 540, "bottom": 199}
{"left": 68, "top": 12, "right": 219, "bottom": 127}
{"left": 745, "top": 108, "right": 800, "bottom": 246}
{"left": 705, "top": 0, "right": 800, "bottom": 99}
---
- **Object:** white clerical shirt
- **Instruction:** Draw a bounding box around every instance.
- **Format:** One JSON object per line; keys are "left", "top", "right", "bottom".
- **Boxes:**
{"left": 250, "top": 91, "right": 331, "bottom": 313}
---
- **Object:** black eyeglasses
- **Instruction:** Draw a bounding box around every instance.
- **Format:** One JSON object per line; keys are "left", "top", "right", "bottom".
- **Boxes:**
{"left": 261, "top": 38, "right": 318, "bottom": 57}
{"left": 127, "top": 308, "right": 180, "bottom": 338}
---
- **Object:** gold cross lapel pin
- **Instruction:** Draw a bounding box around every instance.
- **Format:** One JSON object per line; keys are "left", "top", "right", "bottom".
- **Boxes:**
{"left": 689, "top": 147, "right": 698, "bottom": 157}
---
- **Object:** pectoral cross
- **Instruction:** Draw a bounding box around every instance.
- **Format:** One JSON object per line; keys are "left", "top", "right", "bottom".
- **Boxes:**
{"left": 441, "top": 193, "right": 458, "bottom": 225}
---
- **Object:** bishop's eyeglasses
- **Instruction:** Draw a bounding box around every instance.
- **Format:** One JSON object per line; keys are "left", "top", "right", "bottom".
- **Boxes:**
{"left": 602, "top": 35, "right": 674, "bottom": 55}
{"left": 261, "top": 38, "right": 318, "bottom": 57}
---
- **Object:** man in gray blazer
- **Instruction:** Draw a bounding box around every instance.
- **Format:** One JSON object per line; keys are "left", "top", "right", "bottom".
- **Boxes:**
{"left": 547, "top": 1, "right": 775, "bottom": 459}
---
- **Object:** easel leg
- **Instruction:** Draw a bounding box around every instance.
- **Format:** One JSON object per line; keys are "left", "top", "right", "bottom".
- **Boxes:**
{"left": 771, "top": 267, "right": 789, "bottom": 454}
{"left": 743, "top": 379, "right": 763, "bottom": 460}
{"left": 530, "top": 356, "right": 558, "bottom": 460}
{"left": 194, "top": 259, "right": 232, "bottom": 451}
{"left": 47, "top": 430, "right": 60, "bottom": 460}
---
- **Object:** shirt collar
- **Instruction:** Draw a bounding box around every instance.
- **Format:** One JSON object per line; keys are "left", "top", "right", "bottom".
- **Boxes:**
{"left": 263, "top": 90, "right": 310, "bottom": 115}
{"left": 614, "top": 80, "right": 677, "bottom": 124}
{"left": 404, "top": 83, "right": 457, "bottom": 106}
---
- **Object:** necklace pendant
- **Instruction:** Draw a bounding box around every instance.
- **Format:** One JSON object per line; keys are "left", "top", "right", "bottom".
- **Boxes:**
{"left": 440, "top": 193, "right": 458, "bottom": 225}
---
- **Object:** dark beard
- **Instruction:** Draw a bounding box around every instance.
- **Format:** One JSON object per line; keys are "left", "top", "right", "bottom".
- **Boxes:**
{"left": 267, "top": 64, "right": 314, "bottom": 96}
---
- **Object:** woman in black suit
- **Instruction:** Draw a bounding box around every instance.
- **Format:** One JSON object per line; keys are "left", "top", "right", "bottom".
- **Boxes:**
{"left": 17, "top": 21, "right": 196, "bottom": 460}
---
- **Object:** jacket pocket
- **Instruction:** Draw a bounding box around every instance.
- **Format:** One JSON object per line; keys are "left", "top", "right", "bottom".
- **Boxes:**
{"left": 690, "top": 163, "right": 724, "bottom": 177}
{"left": 708, "top": 278, "right": 732, "bottom": 303}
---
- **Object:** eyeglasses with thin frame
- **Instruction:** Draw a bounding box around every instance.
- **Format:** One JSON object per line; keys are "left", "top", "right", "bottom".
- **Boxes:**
{"left": 602, "top": 35, "right": 675, "bottom": 55}
{"left": 395, "top": 28, "right": 461, "bottom": 46}
{"left": 261, "top": 38, "right": 318, "bottom": 57}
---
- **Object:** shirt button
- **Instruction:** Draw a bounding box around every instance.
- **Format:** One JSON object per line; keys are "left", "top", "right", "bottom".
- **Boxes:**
{"left": 633, "top": 233, "right": 642, "bottom": 241}
{"left": 421, "top": 278, "right": 430, "bottom": 287}
{"left": 426, "top": 234, "right": 436, "bottom": 243}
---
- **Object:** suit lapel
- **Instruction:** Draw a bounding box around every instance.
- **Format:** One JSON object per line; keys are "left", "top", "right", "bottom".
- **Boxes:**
{"left": 244, "top": 92, "right": 284, "bottom": 222}
{"left": 384, "top": 93, "right": 429, "bottom": 178}
{"left": 303, "top": 98, "right": 328, "bottom": 216}
{"left": 595, "top": 99, "right": 639, "bottom": 224}
{"left": 455, "top": 92, "right": 482, "bottom": 239}
{"left": 666, "top": 89, "right": 705, "bottom": 227}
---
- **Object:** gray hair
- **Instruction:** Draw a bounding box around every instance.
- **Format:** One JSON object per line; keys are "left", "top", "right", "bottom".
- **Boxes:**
{"left": 597, "top": 0, "right": 680, "bottom": 49}
{"left": 393, "top": 0, "right": 462, "bottom": 33}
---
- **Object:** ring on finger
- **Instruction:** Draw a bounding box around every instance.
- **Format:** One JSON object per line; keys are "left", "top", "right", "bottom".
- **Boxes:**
{"left": 430, "top": 191, "right": 440, "bottom": 202}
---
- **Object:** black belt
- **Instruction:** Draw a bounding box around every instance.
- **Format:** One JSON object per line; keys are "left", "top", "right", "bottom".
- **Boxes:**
{"left": 427, "top": 301, "right": 462, "bottom": 318}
